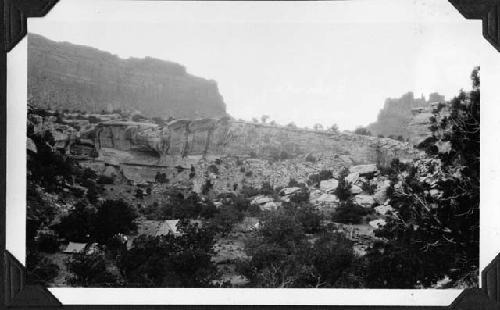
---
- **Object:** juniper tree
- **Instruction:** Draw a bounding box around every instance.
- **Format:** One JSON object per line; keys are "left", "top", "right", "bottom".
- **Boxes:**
{"left": 365, "top": 67, "right": 480, "bottom": 288}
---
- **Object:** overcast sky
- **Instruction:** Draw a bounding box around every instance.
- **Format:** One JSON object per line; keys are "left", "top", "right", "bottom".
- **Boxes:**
{"left": 28, "top": 0, "right": 493, "bottom": 130}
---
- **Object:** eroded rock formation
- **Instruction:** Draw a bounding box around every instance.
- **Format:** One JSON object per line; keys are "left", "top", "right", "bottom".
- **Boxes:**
{"left": 368, "top": 92, "right": 445, "bottom": 139}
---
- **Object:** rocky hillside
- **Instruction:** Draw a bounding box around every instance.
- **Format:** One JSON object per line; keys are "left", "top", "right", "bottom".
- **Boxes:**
{"left": 368, "top": 92, "right": 445, "bottom": 139}
{"left": 28, "top": 33, "right": 227, "bottom": 119}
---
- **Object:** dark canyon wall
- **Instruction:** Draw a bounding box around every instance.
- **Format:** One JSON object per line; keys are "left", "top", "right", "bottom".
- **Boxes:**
{"left": 28, "top": 33, "right": 227, "bottom": 119}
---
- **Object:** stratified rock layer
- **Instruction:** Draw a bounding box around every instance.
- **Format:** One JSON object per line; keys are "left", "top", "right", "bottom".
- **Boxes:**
{"left": 28, "top": 33, "right": 227, "bottom": 119}
{"left": 93, "top": 119, "right": 420, "bottom": 167}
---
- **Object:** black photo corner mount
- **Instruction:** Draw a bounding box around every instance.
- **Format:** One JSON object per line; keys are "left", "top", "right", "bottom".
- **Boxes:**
{"left": 0, "top": 0, "right": 498, "bottom": 309}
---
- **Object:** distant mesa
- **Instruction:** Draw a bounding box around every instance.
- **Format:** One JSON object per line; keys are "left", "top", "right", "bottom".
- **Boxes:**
{"left": 368, "top": 91, "right": 445, "bottom": 140}
{"left": 28, "top": 33, "right": 227, "bottom": 119}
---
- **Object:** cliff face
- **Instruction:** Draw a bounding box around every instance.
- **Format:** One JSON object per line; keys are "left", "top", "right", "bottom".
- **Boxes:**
{"left": 87, "top": 119, "right": 421, "bottom": 190}
{"left": 368, "top": 92, "right": 445, "bottom": 139}
{"left": 93, "top": 119, "right": 420, "bottom": 167}
{"left": 28, "top": 33, "right": 227, "bottom": 119}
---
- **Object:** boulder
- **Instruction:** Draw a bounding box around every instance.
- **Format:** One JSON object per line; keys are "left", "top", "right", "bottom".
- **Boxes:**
{"left": 349, "top": 164, "right": 378, "bottom": 177}
{"left": 339, "top": 155, "right": 354, "bottom": 165}
{"left": 350, "top": 185, "right": 362, "bottom": 195}
{"left": 280, "top": 187, "right": 301, "bottom": 196}
{"left": 354, "top": 195, "right": 375, "bottom": 208}
{"left": 251, "top": 195, "right": 274, "bottom": 206}
{"left": 320, "top": 179, "right": 339, "bottom": 193}
{"left": 27, "top": 138, "right": 38, "bottom": 153}
{"left": 314, "top": 194, "right": 339, "bottom": 214}
{"left": 103, "top": 166, "right": 118, "bottom": 178}
{"left": 369, "top": 219, "right": 386, "bottom": 229}
{"left": 429, "top": 189, "right": 442, "bottom": 198}
{"left": 374, "top": 179, "right": 392, "bottom": 204}
{"left": 315, "top": 193, "right": 339, "bottom": 205}
{"left": 374, "top": 205, "right": 394, "bottom": 216}
{"left": 345, "top": 172, "right": 359, "bottom": 184}
{"left": 310, "top": 190, "right": 339, "bottom": 206}
{"left": 260, "top": 201, "right": 281, "bottom": 211}
{"left": 309, "top": 189, "right": 323, "bottom": 204}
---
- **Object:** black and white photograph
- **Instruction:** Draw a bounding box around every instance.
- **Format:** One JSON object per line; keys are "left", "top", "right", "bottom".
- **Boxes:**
{"left": 5, "top": 0, "right": 499, "bottom": 304}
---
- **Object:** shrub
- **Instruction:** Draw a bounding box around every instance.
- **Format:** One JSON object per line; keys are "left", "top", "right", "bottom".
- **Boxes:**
{"left": 354, "top": 127, "right": 371, "bottom": 136}
{"left": 209, "top": 205, "right": 244, "bottom": 236}
{"left": 296, "top": 204, "right": 322, "bottom": 234}
{"left": 155, "top": 172, "right": 169, "bottom": 184}
{"left": 366, "top": 69, "right": 480, "bottom": 288}
{"left": 334, "top": 168, "right": 352, "bottom": 201}
{"left": 233, "top": 195, "right": 250, "bottom": 213}
{"left": 135, "top": 189, "right": 144, "bottom": 199}
{"left": 332, "top": 201, "right": 370, "bottom": 224}
{"left": 312, "top": 232, "right": 355, "bottom": 285}
{"left": 361, "top": 182, "right": 377, "bottom": 195}
{"left": 93, "top": 199, "right": 138, "bottom": 244}
{"left": 260, "top": 181, "right": 274, "bottom": 195}
{"left": 378, "top": 158, "right": 412, "bottom": 182}
{"left": 308, "top": 170, "right": 333, "bottom": 186}
{"left": 305, "top": 153, "right": 317, "bottom": 163}
{"left": 26, "top": 251, "right": 60, "bottom": 285}
{"left": 236, "top": 157, "right": 244, "bottom": 166}
{"left": 37, "top": 232, "right": 60, "bottom": 253}
{"left": 208, "top": 164, "right": 219, "bottom": 175}
{"left": 117, "top": 222, "right": 218, "bottom": 287}
{"left": 288, "top": 178, "right": 300, "bottom": 188}
{"left": 240, "top": 185, "right": 261, "bottom": 198}
{"left": 52, "top": 201, "right": 96, "bottom": 243}
{"left": 289, "top": 189, "right": 310, "bottom": 204}
{"left": 66, "top": 253, "right": 117, "bottom": 287}
{"left": 201, "top": 179, "right": 213, "bottom": 195}
{"left": 200, "top": 201, "right": 218, "bottom": 219}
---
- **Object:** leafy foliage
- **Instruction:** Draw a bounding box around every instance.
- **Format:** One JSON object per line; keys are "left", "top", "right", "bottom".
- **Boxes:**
{"left": 26, "top": 250, "right": 60, "bottom": 285}
{"left": 117, "top": 221, "right": 219, "bottom": 287}
{"left": 334, "top": 168, "right": 352, "bottom": 201}
{"left": 53, "top": 201, "right": 96, "bottom": 243}
{"left": 295, "top": 203, "right": 323, "bottom": 234}
{"left": 66, "top": 253, "right": 118, "bottom": 287}
{"left": 332, "top": 201, "right": 370, "bottom": 224}
{"left": 93, "top": 199, "right": 138, "bottom": 244}
{"left": 27, "top": 129, "right": 79, "bottom": 192}
{"left": 241, "top": 210, "right": 356, "bottom": 288}
{"left": 54, "top": 199, "right": 138, "bottom": 245}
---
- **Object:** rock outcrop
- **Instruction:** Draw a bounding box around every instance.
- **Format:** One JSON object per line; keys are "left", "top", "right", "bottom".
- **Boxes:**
{"left": 368, "top": 92, "right": 445, "bottom": 139}
{"left": 407, "top": 102, "right": 450, "bottom": 147}
{"left": 92, "top": 119, "right": 420, "bottom": 167}
{"left": 28, "top": 33, "right": 227, "bottom": 119}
